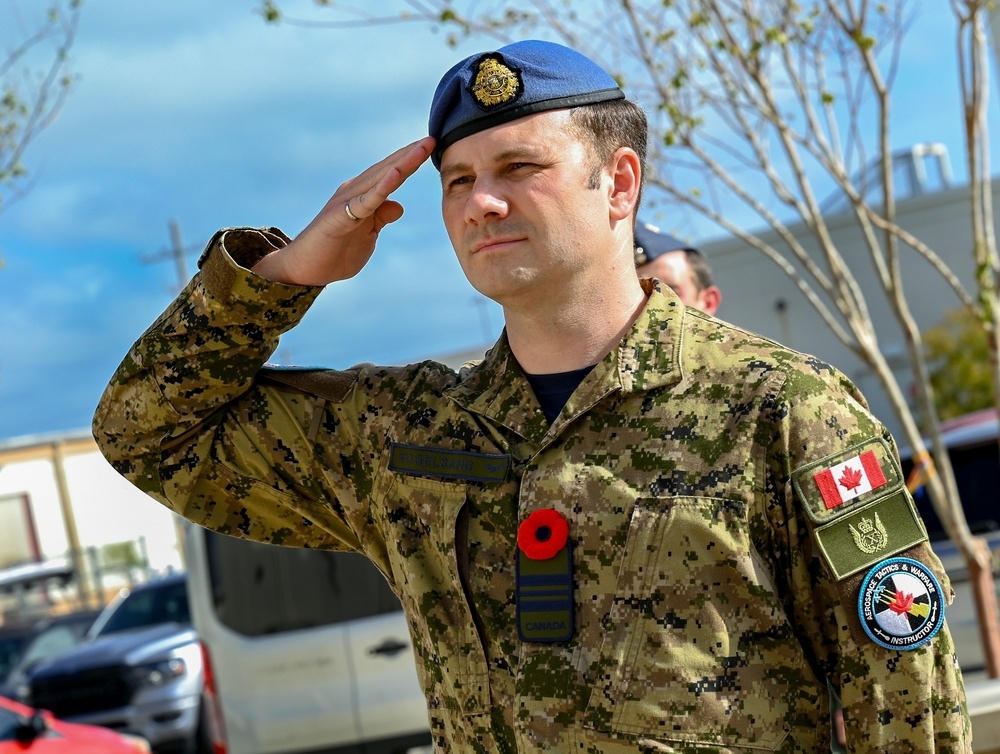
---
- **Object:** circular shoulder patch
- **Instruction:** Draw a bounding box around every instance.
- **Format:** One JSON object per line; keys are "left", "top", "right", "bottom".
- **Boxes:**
{"left": 858, "top": 557, "right": 945, "bottom": 651}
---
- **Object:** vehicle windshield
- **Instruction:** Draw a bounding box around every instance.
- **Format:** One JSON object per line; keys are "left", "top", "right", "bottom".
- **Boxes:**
{"left": 0, "top": 633, "right": 31, "bottom": 681}
{"left": 96, "top": 580, "right": 191, "bottom": 636}
{"left": 19, "top": 624, "right": 85, "bottom": 667}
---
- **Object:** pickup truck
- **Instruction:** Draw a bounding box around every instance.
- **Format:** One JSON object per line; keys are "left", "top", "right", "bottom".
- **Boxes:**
{"left": 22, "top": 572, "right": 208, "bottom": 754}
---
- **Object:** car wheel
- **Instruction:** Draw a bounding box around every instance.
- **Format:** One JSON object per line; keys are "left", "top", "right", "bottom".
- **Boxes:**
{"left": 194, "top": 697, "right": 214, "bottom": 754}
{"left": 177, "top": 698, "right": 213, "bottom": 754}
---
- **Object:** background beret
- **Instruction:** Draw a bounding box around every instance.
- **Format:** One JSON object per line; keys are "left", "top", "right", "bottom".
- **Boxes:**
{"left": 428, "top": 39, "right": 624, "bottom": 169}
{"left": 634, "top": 222, "right": 699, "bottom": 266}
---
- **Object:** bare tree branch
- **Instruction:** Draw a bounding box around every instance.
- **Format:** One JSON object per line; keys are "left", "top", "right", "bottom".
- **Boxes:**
{"left": 1, "top": 0, "right": 82, "bottom": 220}
{"left": 259, "top": 0, "right": 1000, "bottom": 672}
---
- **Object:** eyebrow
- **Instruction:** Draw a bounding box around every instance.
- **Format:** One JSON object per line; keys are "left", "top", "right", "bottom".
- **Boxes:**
{"left": 439, "top": 163, "right": 470, "bottom": 186}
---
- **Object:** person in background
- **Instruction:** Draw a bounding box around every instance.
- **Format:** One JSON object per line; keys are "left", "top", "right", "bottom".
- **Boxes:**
{"left": 634, "top": 221, "right": 721, "bottom": 315}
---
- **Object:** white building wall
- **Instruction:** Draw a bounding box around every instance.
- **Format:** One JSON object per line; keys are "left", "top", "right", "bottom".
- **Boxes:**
{"left": 698, "top": 180, "right": 996, "bottom": 441}
{"left": 0, "top": 436, "right": 185, "bottom": 577}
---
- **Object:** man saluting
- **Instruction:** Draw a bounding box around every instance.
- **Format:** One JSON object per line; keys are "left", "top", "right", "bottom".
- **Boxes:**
{"left": 94, "top": 39, "right": 970, "bottom": 752}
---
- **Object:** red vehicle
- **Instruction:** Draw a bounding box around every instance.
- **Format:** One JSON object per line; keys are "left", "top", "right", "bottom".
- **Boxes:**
{"left": 0, "top": 695, "right": 149, "bottom": 753}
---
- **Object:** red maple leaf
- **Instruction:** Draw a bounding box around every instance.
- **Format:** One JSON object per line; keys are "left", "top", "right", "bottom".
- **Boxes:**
{"left": 888, "top": 591, "right": 914, "bottom": 615}
{"left": 838, "top": 465, "right": 864, "bottom": 491}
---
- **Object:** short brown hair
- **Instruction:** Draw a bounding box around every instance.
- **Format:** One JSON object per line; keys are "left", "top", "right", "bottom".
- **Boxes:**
{"left": 682, "top": 249, "right": 716, "bottom": 292}
{"left": 569, "top": 98, "right": 648, "bottom": 212}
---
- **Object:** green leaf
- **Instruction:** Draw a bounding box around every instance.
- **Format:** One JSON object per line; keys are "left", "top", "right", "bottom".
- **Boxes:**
{"left": 262, "top": 1, "right": 281, "bottom": 22}
{"left": 924, "top": 308, "right": 995, "bottom": 420}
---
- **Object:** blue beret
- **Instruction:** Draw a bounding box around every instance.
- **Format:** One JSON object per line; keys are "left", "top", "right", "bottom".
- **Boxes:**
{"left": 428, "top": 39, "right": 624, "bottom": 169}
{"left": 634, "top": 222, "right": 699, "bottom": 266}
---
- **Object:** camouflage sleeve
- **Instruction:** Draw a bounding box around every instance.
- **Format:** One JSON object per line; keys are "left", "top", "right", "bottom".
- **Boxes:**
{"left": 764, "top": 362, "right": 971, "bottom": 752}
{"left": 92, "top": 227, "right": 378, "bottom": 556}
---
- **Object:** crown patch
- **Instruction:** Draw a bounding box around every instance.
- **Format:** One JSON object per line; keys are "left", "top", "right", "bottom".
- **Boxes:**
{"left": 849, "top": 512, "right": 888, "bottom": 554}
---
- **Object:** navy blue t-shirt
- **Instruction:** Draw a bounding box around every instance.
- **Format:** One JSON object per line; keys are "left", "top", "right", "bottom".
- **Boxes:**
{"left": 524, "top": 365, "right": 596, "bottom": 422}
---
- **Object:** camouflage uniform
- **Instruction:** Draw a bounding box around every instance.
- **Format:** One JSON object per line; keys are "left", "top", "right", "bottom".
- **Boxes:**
{"left": 94, "top": 228, "right": 971, "bottom": 753}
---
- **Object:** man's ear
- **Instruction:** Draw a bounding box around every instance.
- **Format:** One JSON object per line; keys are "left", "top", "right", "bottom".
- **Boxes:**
{"left": 607, "top": 148, "right": 641, "bottom": 221}
{"left": 698, "top": 286, "right": 722, "bottom": 317}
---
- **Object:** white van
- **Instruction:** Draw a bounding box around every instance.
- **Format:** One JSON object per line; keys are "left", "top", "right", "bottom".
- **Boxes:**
{"left": 182, "top": 522, "right": 432, "bottom": 754}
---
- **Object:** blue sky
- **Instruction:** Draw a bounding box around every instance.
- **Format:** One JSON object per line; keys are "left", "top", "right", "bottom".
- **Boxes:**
{"left": 1, "top": 2, "right": 998, "bottom": 441}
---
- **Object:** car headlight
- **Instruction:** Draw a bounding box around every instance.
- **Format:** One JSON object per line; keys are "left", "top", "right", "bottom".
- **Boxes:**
{"left": 132, "top": 658, "right": 186, "bottom": 688}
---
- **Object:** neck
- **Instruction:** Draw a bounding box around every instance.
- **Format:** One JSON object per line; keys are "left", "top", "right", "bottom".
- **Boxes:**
{"left": 503, "top": 278, "right": 647, "bottom": 374}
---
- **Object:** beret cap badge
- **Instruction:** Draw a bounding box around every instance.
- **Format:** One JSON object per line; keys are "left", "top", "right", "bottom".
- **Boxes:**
{"left": 469, "top": 54, "right": 523, "bottom": 110}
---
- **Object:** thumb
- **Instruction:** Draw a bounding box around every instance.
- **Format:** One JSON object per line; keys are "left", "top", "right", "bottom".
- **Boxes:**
{"left": 373, "top": 200, "right": 405, "bottom": 232}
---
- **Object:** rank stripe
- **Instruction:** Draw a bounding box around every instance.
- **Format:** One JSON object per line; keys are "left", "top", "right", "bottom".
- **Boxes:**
{"left": 519, "top": 599, "right": 573, "bottom": 612}
{"left": 519, "top": 587, "right": 571, "bottom": 597}
{"left": 518, "top": 573, "right": 572, "bottom": 586}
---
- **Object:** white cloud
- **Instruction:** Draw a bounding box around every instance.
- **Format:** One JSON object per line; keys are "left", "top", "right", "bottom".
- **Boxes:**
{"left": 2, "top": 1, "right": 487, "bottom": 252}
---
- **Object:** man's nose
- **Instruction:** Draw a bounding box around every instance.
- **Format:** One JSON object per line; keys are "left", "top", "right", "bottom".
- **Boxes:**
{"left": 465, "top": 178, "right": 509, "bottom": 224}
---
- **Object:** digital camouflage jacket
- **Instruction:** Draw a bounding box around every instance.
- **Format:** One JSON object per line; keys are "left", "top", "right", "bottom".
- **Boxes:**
{"left": 93, "top": 228, "right": 971, "bottom": 753}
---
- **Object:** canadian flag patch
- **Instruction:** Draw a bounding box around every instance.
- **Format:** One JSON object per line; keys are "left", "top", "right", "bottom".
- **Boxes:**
{"left": 813, "top": 449, "right": 887, "bottom": 509}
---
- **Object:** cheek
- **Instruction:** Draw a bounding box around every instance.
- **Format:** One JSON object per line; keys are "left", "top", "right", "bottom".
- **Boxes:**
{"left": 441, "top": 200, "right": 464, "bottom": 240}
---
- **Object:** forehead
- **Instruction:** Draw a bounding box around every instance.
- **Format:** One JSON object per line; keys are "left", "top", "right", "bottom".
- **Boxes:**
{"left": 649, "top": 252, "right": 696, "bottom": 285}
{"left": 438, "top": 109, "right": 580, "bottom": 169}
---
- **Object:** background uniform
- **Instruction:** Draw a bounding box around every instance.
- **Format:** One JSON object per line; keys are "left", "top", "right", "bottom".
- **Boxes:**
{"left": 94, "top": 228, "right": 970, "bottom": 753}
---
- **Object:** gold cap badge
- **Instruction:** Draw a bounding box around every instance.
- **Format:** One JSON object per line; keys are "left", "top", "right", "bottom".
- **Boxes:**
{"left": 469, "top": 54, "right": 523, "bottom": 110}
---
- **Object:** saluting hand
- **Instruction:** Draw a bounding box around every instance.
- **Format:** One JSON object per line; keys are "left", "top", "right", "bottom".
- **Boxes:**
{"left": 253, "top": 136, "right": 435, "bottom": 286}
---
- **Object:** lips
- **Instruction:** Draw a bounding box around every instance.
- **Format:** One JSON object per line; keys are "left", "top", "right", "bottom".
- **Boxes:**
{"left": 472, "top": 236, "right": 525, "bottom": 253}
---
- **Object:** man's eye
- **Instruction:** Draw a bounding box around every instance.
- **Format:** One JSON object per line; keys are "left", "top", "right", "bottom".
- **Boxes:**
{"left": 447, "top": 175, "right": 473, "bottom": 189}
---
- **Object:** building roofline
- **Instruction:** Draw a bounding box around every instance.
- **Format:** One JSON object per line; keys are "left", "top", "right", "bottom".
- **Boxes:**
{"left": 0, "top": 428, "right": 96, "bottom": 464}
{"left": 699, "top": 175, "right": 998, "bottom": 258}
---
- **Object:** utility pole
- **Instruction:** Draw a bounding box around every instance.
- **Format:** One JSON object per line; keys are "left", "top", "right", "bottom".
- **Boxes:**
{"left": 137, "top": 219, "right": 199, "bottom": 566}
{"left": 168, "top": 219, "right": 188, "bottom": 289}
{"left": 51, "top": 441, "right": 92, "bottom": 607}
{"left": 141, "top": 219, "right": 199, "bottom": 293}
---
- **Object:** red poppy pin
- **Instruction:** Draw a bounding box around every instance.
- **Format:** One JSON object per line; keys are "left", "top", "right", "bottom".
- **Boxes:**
{"left": 517, "top": 508, "right": 569, "bottom": 560}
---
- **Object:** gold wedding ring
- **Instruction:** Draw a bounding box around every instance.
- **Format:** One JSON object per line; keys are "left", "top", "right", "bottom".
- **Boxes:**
{"left": 345, "top": 201, "right": 361, "bottom": 222}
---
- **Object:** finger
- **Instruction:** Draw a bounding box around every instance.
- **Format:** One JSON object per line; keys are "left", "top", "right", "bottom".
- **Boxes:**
{"left": 341, "top": 138, "right": 435, "bottom": 217}
{"left": 379, "top": 138, "right": 436, "bottom": 193}
{"left": 355, "top": 160, "right": 432, "bottom": 222}
{"left": 340, "top": 137, "right": 432, "bottom": 196}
